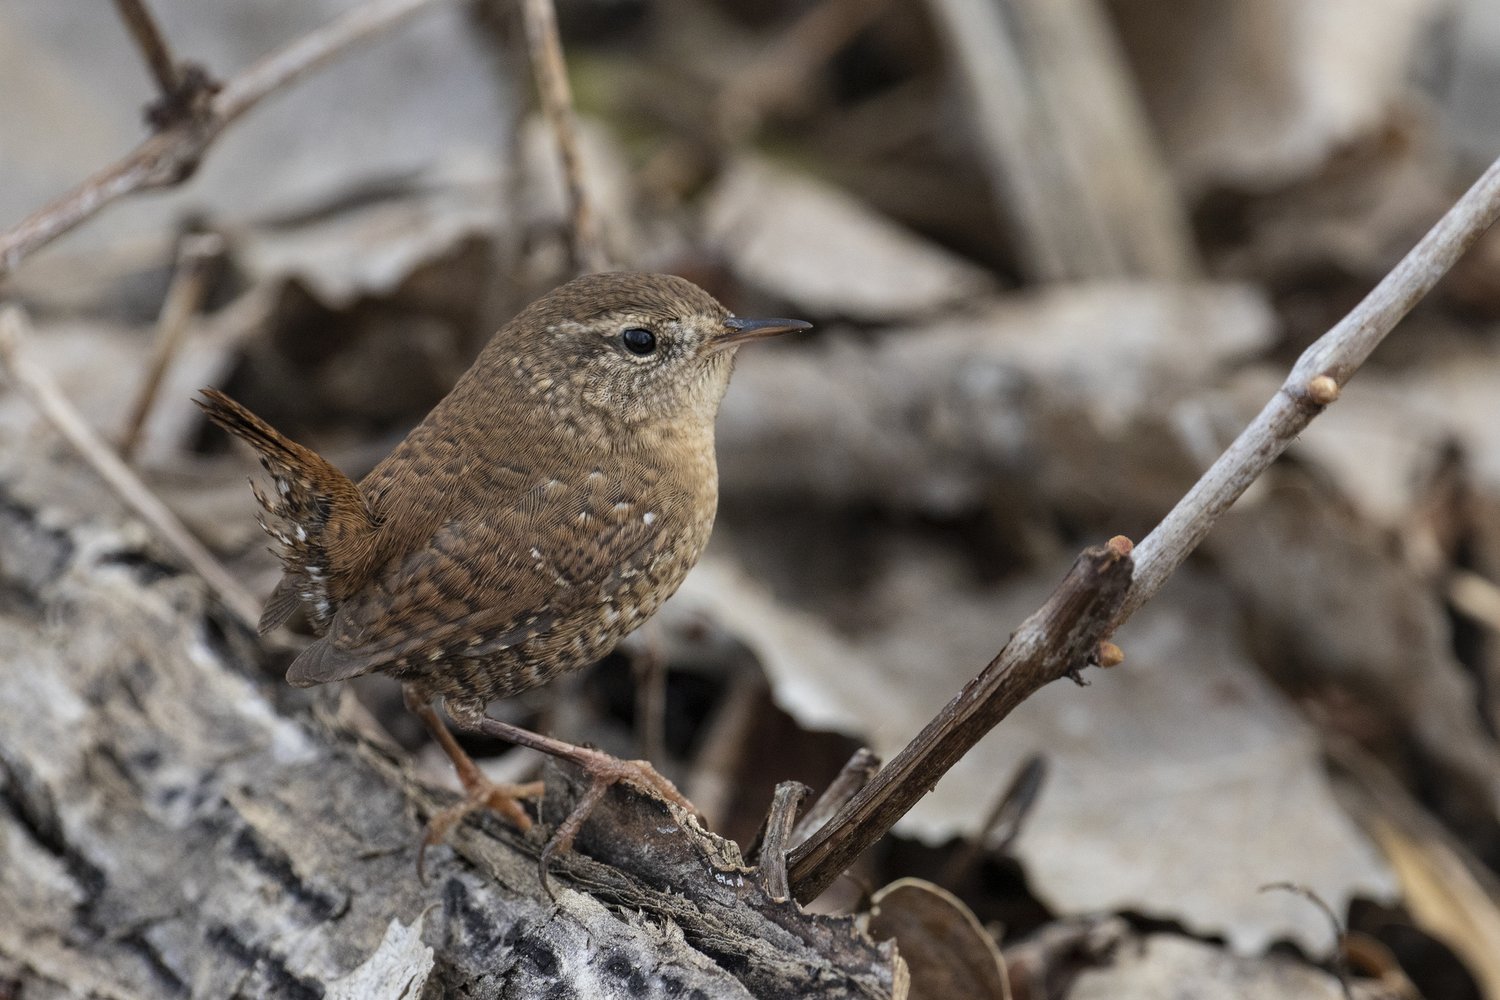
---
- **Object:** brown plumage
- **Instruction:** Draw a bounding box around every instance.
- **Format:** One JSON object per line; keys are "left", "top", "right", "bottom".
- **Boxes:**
{"left": 198, "top": 271, "right": 809, "bottom": 878}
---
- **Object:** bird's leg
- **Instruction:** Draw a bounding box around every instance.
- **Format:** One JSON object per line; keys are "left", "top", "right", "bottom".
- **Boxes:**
{"left": 403, "top": 687, "right": 544, "bottom": 881}
{"left": 444, "top": 702, "right": 696, "bottom": 896}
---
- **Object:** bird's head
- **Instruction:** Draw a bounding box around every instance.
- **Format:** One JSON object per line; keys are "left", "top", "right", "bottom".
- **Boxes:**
{"left": 489, "top": 271, "right": 809, "bottom": 432}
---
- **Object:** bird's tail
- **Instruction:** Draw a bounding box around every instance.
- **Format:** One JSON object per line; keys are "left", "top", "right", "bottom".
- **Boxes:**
{"left": 195, "top": 388, "right": 374, "bottom": 634}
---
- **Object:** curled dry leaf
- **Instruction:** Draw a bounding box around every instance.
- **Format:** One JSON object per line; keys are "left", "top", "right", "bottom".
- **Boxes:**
{"left": 868, "top": 878, "right": 1010, "bottom": 1000}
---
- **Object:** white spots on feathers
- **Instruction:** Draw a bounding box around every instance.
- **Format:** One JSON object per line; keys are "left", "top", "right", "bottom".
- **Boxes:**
{"left": 643, "top": 512, "right": 657, "bottom": 526}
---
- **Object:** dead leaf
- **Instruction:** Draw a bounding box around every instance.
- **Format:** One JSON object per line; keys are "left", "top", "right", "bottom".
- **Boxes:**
{"left": 1068, "top": 933, "right": 1350, "bottom": 1000}
{"left": 1114, "top": 0, "right": 1442, "bottom": 193}
{"left": 868, "top": 878, "right": 1010, "bottom": 1000}
{"left": 704, "top": 157, "right": 995, "bottom": 322}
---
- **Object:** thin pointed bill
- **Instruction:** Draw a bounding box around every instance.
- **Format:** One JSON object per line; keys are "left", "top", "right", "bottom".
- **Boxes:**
{"left": 710, "top": 316, "right": 812, "bottom": 352}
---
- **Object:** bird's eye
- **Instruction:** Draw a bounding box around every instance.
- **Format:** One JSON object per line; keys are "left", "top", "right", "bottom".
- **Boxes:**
{"left": 621, "top": 327, "right": 657, "bottom": 356}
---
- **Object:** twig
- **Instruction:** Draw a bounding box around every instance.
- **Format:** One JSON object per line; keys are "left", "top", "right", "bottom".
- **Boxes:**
{"left": 787, "top": 156, "right": 1500, "bottom": 903}
{"left": 938, "top": 754, "right": 1047, "bottom": 889}
{"left": 0, "top": 308, "right": 261, "bottom": 633}
{"left": 1259, "top": 883, "right": 1353, "bottom": 1000}
{"left": 519, "top": 0, "right": 608, "bottom": 273}
{"left": 113, "top": 0, "right": 187, "bottom": 98}
{"left": 0, "top": 0, "right": 451, "bottom": 279}
{"left": 787, "top": 538, "right": 1133, "bottom": 901}
{"left": 754, "top": 781, "right": 811, "bottom": 902}
{"left": 1115, "top": 155, "right": 1500, "bottom": 626}
{"left": 631, "top": 624, "right": 668, "bottom": 765}
{"left": 790, "top": 748, "right": 881, "bottom": 850}
{"left": 118, "top": 232, "right": 224, "bottom": 462}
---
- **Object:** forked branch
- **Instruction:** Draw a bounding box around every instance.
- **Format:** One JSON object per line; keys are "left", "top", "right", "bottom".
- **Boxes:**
{"left": 788, "top": 152, "right": 1500, "bottom": 900}
{"left": 0, "top": 0, "right": 451, "bottom": 279}
{"left": 788, "top": 538, "right": 1133, "bottom": 900}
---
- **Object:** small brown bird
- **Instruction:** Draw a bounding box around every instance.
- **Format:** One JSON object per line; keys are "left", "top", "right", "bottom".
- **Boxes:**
{"left": 199, "top": 272, "right": 808, "bottom": 875}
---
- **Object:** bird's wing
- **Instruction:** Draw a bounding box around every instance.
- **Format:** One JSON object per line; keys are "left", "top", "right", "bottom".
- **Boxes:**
{"left": 284, "top": 476, "right": 686, "bottom": 687}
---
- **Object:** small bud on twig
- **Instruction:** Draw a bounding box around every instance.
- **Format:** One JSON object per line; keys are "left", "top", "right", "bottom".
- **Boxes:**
{"left": 1306, "top": 375, "right": 1340, "bottom": 406}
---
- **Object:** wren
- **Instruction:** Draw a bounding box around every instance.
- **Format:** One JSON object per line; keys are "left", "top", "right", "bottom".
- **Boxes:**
{"left": 198, "top": 271, "right": 809, "bottom": 880}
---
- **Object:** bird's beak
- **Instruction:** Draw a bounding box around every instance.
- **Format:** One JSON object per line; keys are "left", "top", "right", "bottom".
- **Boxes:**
{"left": 710, "top": 316, "right": 812, "bottom": 352}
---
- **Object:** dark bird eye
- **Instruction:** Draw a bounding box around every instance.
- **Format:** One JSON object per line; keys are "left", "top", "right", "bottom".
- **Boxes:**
{"left": 621, "top": 327, "right": 657, "bottom": 356}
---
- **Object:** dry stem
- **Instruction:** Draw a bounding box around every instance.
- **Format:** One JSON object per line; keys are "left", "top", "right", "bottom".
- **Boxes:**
{"left": 118, "top": 232, "right": 224, "bottom": 462}
{"left": 755, "top": 781, "right": 811, "bottom": 902}
{"left": 0, "top": 308, "right": 262, "bottom": 632}
{"left": 788, "top": 153, "right": 1500, "bottom": 899}
{"left": 520, "top": 0, "right": 608, "bottom": 273}
{"left": 1116, "top": 155, "right": 1500, "bottom": 625}
{"left": 788, "top": 538, "right": 1133, "bottom": 900}
{"left": 112, "top": 0, "right": 187, "bottom": 97}
{"left": 0, "top": 0, "right": 450, "bottom": 279}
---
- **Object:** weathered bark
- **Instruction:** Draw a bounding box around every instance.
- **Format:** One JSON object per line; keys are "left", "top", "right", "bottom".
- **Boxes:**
{"left": 0, "top": 442, "right": 902, "bottom": 998}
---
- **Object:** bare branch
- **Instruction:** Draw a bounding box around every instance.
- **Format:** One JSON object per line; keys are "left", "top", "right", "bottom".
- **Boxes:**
{"left": 938, "top": 754, "right": 1047, "bottom": 888}
{"left": 118, "top": 232, "right": 224, "bottom": 462}
{"left": 520, "top": 0, "right": 608, "bottom": 273}
{"left": 1115, "top": 155, "right": 1500, "bottom": 626}
{"left": 0, "top": 308, "right": 262, "bottom": 633}
{"left": 788, "top": 538, "right": 1133, "bottom": 901}
{"left": 790, "top": 748, "right": 881, "bottom": 850}
{"left": 786, "top": 157, "right": 1500, "bottom": 900}
{"left": 0, "top": 0, "right": 451, "bottom": 280}
{"left": 212, "top": 0, "right": 447, "bottom": 123}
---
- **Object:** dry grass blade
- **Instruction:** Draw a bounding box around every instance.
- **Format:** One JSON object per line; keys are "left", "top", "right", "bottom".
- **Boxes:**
{"left": 118, "top": 232, "right": 224, "bottom": 462}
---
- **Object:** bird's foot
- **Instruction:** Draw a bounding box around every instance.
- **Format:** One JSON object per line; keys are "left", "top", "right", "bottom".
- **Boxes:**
{"left": 444, "top": 707, "right": 698, "bottom": 897}
{"left": 538, "top": 748, "right": 694, "bottom": 898}
{"left": 405, "top": 688, "right": 546, "bottom": 880}
{"left": 417, "top": 771, "right": 545, "bottom": 882}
